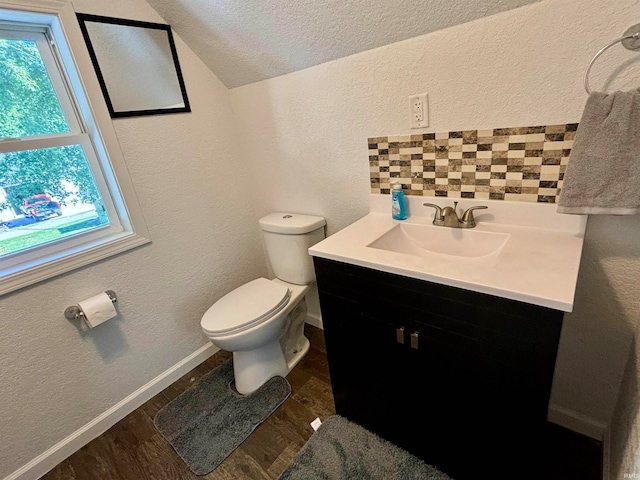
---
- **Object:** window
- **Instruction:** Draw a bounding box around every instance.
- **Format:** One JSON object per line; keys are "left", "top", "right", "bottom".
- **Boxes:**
{"left": 0, "top": 2, "right": 150, "bottom": 294}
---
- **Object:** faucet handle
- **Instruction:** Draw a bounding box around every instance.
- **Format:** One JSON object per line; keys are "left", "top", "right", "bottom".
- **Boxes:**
{"left": 423, "top": 203, "right": 443, "bottom": 221}
{"left": 460, "top": 206, "right": 488, "bottom": 227}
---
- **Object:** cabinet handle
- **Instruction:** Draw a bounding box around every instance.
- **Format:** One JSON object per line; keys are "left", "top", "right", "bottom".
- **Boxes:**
{"left": 410, "top": 331, "right": 419, "bottom": 349}
{"left": 396, "top": 326, "right": 405, "bottom": 344}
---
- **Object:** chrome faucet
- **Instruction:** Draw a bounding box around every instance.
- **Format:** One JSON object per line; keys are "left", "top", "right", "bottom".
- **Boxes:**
{"left": 423, "top": 201, "right": 488, "bottom": 228}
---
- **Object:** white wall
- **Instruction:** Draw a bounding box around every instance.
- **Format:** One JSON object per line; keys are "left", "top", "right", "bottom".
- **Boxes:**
{"left": 230, "top": 0, "right": 640, "bottom": 439}
{"left": 0, "top": 0, "right": 267, "bottom": 477}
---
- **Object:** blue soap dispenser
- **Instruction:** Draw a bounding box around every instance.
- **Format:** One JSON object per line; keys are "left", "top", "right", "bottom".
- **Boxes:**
{"left": 391, "top": 182, "right": 408, "bottom": 220}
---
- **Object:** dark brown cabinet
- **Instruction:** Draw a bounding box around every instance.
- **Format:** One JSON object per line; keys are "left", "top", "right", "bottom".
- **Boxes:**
{"left": 313, "top": 256, "right": 564, "bottom": 480}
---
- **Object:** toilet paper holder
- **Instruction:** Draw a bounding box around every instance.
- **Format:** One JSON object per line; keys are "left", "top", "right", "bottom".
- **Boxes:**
{"left": 64, "top": 290, "right": 117, "bottom": 320}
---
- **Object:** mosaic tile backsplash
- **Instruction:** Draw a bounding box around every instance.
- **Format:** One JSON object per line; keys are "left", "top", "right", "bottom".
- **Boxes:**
{"left": 368, "top": 123, "right": 578, "bottom": 203}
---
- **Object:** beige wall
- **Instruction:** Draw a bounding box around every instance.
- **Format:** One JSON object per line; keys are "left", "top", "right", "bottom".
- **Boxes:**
{"left": 0, "top": 0, "right": 267, "bottom": 476}
{"left": 229, "top": 0, "right": 640, "bottom": 441}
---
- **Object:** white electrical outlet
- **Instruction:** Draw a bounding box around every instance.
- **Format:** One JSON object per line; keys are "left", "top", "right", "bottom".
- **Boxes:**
{"left": 409, "top": 93, "right": 429, "bottom": 129}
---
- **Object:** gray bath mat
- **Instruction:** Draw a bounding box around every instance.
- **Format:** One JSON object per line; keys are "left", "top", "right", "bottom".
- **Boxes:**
{"left": 278, "top": 415, "right": 453, "bottom": 480}
{"left": 153, "top": 358, "right": 291, "bottom": 475}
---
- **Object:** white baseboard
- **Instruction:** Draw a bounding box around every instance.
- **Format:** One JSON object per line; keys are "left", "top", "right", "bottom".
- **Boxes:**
{"left": 548, "top": 403, "right": 607, "bottom": 440}
{"left": 305, "top": 312, "right": 323, "bottom": 330}
{"left": 4, "top": 343, "right": 218, "bottom": 480}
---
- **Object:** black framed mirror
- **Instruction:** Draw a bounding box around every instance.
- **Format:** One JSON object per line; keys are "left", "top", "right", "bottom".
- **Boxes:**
{"left": 76, "top": 13, "right": 191, "bottom": 118}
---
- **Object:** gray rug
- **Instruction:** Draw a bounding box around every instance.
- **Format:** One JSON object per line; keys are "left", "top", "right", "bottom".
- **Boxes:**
{"left": 278, "top": 415, "right": 453, "bottom": 480}
{"left": 153, "top": 359, "right": 291, "bottom": 475}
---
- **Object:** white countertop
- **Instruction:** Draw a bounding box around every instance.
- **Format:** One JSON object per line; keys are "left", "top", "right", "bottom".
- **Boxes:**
{"left": 309, "top": 194, "right": 588, "bottom": 312}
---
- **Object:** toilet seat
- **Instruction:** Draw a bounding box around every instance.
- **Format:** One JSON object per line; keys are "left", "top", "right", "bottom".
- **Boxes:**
{"left": 201, "top": 278, "right": 290, "bottom": 336}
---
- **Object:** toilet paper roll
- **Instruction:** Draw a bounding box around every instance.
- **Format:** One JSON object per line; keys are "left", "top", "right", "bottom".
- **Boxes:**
{"left": 78, "top": 292, "right": 117, "bottom": 328}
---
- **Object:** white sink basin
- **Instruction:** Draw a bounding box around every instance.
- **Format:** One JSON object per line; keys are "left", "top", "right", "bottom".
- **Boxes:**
{"left": 308, "top": 195, "right": 588, "bottom": 311}
{"left": 367, "top": 223, "right": 511, "bottom": 259}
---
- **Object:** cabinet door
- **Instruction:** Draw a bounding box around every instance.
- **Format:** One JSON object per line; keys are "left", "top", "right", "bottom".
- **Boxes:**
{"left": 318, "top": 293, "right": 419, "bottom": 442}
{"left": 403, "top": 318, "right": 545, "bottom": 479}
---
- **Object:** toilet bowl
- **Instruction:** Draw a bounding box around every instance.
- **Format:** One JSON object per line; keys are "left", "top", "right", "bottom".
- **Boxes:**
{"left": 201, "top": 278, "right": 310, "bottom": 394}
{"left": 200, "top": 213, "right": 325, "bottom": 394}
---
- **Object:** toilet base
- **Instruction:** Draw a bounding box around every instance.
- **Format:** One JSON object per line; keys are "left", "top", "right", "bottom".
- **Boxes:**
{"left": 232, "top": 334, "right": 310, "bottom": 395}
{"left": 232, "top": 341, "right": 289, "bottom": 395}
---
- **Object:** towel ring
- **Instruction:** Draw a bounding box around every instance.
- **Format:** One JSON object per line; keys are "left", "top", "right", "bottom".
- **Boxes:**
{"left": 583, "top": 23, "right": 640, "bottom": 94}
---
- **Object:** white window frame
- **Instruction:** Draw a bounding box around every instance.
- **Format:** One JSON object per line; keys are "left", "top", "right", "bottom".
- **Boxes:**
{"left": 0, "top": 0, "right": 151, "bottom": 295}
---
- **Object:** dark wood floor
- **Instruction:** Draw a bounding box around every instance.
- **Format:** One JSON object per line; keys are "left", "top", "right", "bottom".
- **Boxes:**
{"left": 43, "top": 324, "right": 602, "bottom": 480}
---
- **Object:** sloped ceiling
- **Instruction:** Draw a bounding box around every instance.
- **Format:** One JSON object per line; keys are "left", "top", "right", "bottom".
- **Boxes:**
{"left": 145, "top": 0, "right": 542, "bottom": 89}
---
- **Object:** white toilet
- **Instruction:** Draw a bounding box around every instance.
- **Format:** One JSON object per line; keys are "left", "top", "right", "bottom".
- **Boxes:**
{"left": 200, "top": 213, "right": 326, "bottom": 394}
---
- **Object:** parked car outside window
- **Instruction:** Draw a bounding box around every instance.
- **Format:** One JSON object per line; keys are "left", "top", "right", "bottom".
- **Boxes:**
{"left": 22, "top": 194, "right": 62, "bottom": 221}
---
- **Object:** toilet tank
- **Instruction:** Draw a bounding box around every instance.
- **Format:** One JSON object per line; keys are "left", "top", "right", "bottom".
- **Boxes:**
{"left": 259, "top": 213, "right": 326, "bottom": 285}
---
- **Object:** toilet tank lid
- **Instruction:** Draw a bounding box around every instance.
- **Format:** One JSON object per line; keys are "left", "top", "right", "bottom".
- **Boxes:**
{"left": 259, "top": 213, "right": 326, "bottom": 234}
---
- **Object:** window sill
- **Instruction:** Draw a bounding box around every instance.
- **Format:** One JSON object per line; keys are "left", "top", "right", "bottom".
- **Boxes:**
{"left": 0, "top": 232, "right": 151, "bottom": 295}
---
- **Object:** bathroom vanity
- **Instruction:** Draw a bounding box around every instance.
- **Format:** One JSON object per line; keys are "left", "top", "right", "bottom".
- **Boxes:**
{"left": 309, "top": 195, "right": 587, "bottom": 480}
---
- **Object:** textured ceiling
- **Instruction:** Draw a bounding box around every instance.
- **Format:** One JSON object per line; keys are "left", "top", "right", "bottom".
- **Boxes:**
{"left": 144, "top": 0, "right": 543, "bottom": 89}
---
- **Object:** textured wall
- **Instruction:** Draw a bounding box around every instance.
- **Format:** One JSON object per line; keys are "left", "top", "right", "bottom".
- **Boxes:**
{"left": 144, "top": 0, "right": 542, "bottom": 88}
{"left": 0, "top": 0, "right": 267, "bottom": 477}
{"left": 229, "top": 0, "right": 640, "bottom": 436}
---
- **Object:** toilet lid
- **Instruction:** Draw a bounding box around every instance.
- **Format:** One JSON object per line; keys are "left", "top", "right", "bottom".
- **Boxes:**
{"left": 201, "top": 278, "right": 290, "bottom": 335}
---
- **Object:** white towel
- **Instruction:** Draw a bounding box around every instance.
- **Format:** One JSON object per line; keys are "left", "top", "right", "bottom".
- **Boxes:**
{"left": 557, "top": 89, "right": 640, "bottom": 215}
